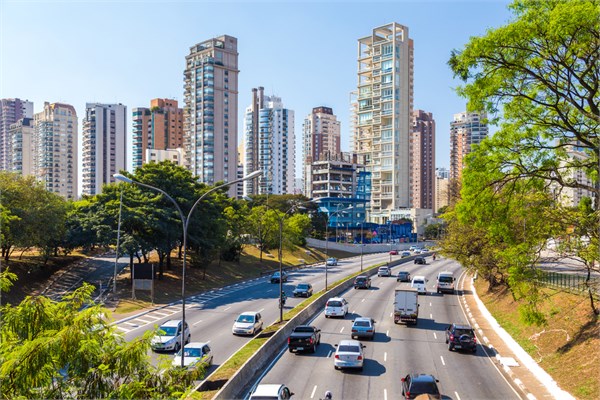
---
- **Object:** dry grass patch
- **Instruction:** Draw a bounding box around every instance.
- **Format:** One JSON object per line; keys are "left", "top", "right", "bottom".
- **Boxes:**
{"left": 474, "top": 279, "right": 600, "bottom": 400}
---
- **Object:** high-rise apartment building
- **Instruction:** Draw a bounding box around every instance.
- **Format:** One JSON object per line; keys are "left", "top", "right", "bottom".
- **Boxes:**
{"left": 33, "top": 102, "right": 78, "bottom": 200}
{"left": 183, "top": 35, "right": 239, "bottom": 193}
{"left": 449, "top": 111, "right": 488, "bottom": 182}
{"left": 0, "top": 98, "right": 33, "bottom": 171}
{"left": 410, "top": 110, "right": 435, "bottom": 209}
{"left": 81, "top": 103, "right": 127, "bottom": 196}
{"left": 243, "top": 91, "right": 294, "bottom": 195}
{"left": 132, "top": 98, "right": 184, "bottom": 170}
{"left": 353, "top": 23, "right": 414, "bottom": 223}
{"left": 302, "top": 106, "right": 341, "bottom": 195}
{"left": 8, "top": 117, "right": 34, "bottom": 176}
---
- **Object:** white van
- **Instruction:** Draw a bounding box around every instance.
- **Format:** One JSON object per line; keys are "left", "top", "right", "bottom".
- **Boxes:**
{"left": 411, "top": 275, "right": 428, "bottom": 295}
{"left": 436, "top": 271, "right": 455, "bottom": 294}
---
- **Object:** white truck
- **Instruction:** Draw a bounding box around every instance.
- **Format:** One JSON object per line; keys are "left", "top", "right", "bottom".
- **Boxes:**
{"left": 393, "top": 288, "right": 419, "bottom": 325}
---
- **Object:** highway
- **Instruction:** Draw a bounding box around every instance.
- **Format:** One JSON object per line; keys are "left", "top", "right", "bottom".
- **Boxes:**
{"left": 116, "top": 251, "right": 393, "bottom": 368}
{"left": 247, "top": 258, "right": 522, "bottom": 400}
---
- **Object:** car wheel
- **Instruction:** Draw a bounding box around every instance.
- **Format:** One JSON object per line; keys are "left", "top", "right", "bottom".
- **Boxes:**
{"left": 445, "top": 337, "right": 449, "bottom": 344}
{"left": 359, "top": 366, "right": 363, "bottom": 371}
{"left": 334, "top": 366, "right": 339, "bottom": 370}
{"left": 448, "top": 343, "right": 454, "bottom": 351}
{"left": 472, "top": 346, "right": 477, "bottom": 353}
{"left": 175, "top": 342, "right": 181, "bottom": 352}
{"left": 325, "top": 315, "right": 329, "bottom": 318}
{"left": 186, "top": 335, "right": 191, "bottom": 344}
{"left": 312, "top": 343, "right": 317, "bottom": 353}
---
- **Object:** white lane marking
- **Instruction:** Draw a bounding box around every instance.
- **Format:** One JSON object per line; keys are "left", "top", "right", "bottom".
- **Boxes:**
{"left": 386, "top": 330, "right": 389, "bottom": 336}
{"left": 193, "top": 320, "right": 203, "bottom": 326}
{"left": 224, "top": 306, "right": 231, "bottom": 311}
{"left": 384, "top": 352, "right": 387, "bottom": 362}
{"left": 455, "top": 391, "right": 462, "bottom": 400}
{"left": 134, "top": 318, "right": 153, "bottom": 324}
{"left": 352, "top": 310, "right": 356, "bottom": 314}
{"left": 440, "top": 356, "right": 446, "bottom": 366}
{"left": 116, "top": 326, "right": 131, "bottom": 332}
{"left": 125, "top": 321, "right": 139, "bottom": 327}
{"left": 429, "top": 302, "right": 432, "bottom": 306}
{"left": 340, "top": 327, "right": 345, "bottom": 333}
{"left": 310, "top": 385, "right": 317, "bottom": 399}
{"left": 433, "top": 332, "right": 437, "bottom": 339}
{"left": 152, "top": 311, "right": 169, "bottom": 317}
{"left": 361, "top": 298, "right": 365, "bottom": 302}
{"left": 430, "top": 313, "right": 433, "bottom": 319}
{"left": 141, "top": 314, "right": 160, "bottom": 320}
{"left": 390, "top": 312, "right": 393, "bottom": 318}
{"left": 384, "top": 388, "right": 388, "bottom": 400}
{"left": 258, "top": 308, "right": 265, "bottom": 312}
{"left": 327, "top": 350, "right": 333, "bottom": 358}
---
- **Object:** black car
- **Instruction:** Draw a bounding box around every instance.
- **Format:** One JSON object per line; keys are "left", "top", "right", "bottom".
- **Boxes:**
{"left": 397, "top": 271, "right": 411, "bottom": 282}
{"left": 445, "top": 323, "right": 477, "bottom": 352}
{"left": 414, "top": 256, "right": 426, "bottom": 265}
{"left": 401, "top": 373, "right": 441, "bottom": 399}
{"left": 270, "top": 271, "right": 288, "bottom": 284}
{"left": 292, "top": 282, "right": 313, "bottom": 297}
{"left": 354, "top": 276, "right": 371, "bottom": 289}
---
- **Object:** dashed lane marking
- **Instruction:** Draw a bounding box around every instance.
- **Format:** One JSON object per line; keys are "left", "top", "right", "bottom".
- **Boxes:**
{"left": 433, "top": 332, "right": 437, "bottom": 339}
{"left": 133, "top": 318, "right": 153, "bottom": 324}
{"left": 440, "top": 356, "right": 446, "bottom": 366}
{"left": 455, "top": 391, "right": 462, "bottom": 400}
{"left": 384, "top": 352, "right": 387, "bottom": 362}
{"left": 310, "top": 385, "right": 317, "bottom": 399}
{"left": 340, "top": 327, "right": 345, "bottom": 333}
{"left": 193, "top": 320, "right": 204, "bottom": 326}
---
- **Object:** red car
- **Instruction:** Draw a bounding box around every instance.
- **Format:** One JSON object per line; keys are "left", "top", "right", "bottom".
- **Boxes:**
{"left": 389, "top": 250, "right": 398, "bottom": 255}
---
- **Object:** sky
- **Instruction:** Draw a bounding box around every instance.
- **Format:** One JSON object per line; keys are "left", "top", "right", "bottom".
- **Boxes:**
{"left": 0, "top": 0, "right": 513, "bottom": 188}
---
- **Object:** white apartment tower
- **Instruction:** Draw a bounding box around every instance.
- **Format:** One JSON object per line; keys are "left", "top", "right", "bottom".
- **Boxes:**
{"left": 449, "top": 111, "right": 489, "bottom": 182}
{"left": 183, "top": 35, "right": 239, "bottom": 194}
{"left": 81, "top": 103, "right": 127, "bottom": 196}
{"left": 8, "top": 117, "right": 34, "bottom": 176}
{"left": 33, "top": 102, "right": 78, "bottom": 200}
{"left": 353, "top": 23, "right": 414, "bottom": 223}
{"left": 302, "top": 106, "right": 341, "bottom": 195}
{"left": 0, "top": 98, "right": 33, "bottom": 171}
{"left": 243, "top": 90, "right": 294, "bottom": 195}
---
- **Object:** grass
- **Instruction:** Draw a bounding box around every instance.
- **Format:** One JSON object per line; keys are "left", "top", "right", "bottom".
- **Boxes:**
{"left": 474, "top": 279, "right": 600, "bottom": 400}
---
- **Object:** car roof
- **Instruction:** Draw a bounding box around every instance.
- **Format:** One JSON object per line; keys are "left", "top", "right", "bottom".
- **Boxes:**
{"left": 160, "top": 319, "right": 182, "bottom": 327}
{"left": 379, "top": 266, "right": 390, "bottom": 269}
{"left": 452, "top": 324, "right": 473, "bottom": 330}
{"left": 184, "top": 342, "right": 209, "bottom": 348}
{"left": 409, "top": 373, "right": 438, "bottom": 382}
{"left": 338, "top": 339, "right": 362, "bottom": 346}
{"left": 239, "top": 311, "right": 259, "bottom": 316}
{"left": 353, "top": 317, "right": 372, "bottom": 323}
{"left": 355, "top": 275, "right": 368, "bottom": 279}
{"left": 328, "top": 297, "right": 345, "bottom": 301}
{"left": 438, "top": 271, "right": 453, "bottom": 275}
{"left": 251, "top": 384, "right": 284, "bottom": 396}
{"left": 398, "top": 271, "right": 409, "bottom": 274}
{"left": 413, "top": 275, "right": 426, "bottom": 280}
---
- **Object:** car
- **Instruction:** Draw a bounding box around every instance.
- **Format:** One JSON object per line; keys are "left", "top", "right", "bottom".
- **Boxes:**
{"left": 411, "top": 275, "right": 428, "bottom": 294}
{"left": 436, "top": 271, "right": 455, "bottom": 294}
{"left": 249, "top": 384, "right": 294, "bottom": 400}
{"left": 389, "top": 250, "right": 398, "bottom": 255}
{"left": 292, "top": 282, "right": 313, "bottom": 297}
{"left": 354, "top": 275, "right": 371, "bottom": 289}
{"left": 324, "top": 297, "right": 349, "bottom": 318}
{"left": 378, "top": 266, "right": 392, "bottom": 277}
{"left": 397, "top": 271, "right": 412, "bottom": 282}
{"left": 401, "top": 251, "right": 411, "bottom": 257}
{"left": 445, "top": 323, "right": 477, "bottom": 352}
{"left": 151, "top": 319, "right": 191, "bottom": 352}
{"left": 270, "top": 271, "right": 288, "bottom": 283}
{"left": 414, "top": 256, "right": 426, "bottom": 265}
{"left": 351, "top": 317, "right": 375, "bottom": 340}
{"left": 232, "top": 311, "right": 263, "bottom": 336}
{"left": 172, "top": 342, "right": 212, "bottom": 368}
{"left": 326, "top": 257, "right": 338, "bottom": 266}
{"left": 401, "top": 373, "right": 441, "bottom": 399}
{"left": 334, "top": 339, "right": 365, "bottom": 370}
{"left": 409, "top": 245, "right": 418, "bottom": 251}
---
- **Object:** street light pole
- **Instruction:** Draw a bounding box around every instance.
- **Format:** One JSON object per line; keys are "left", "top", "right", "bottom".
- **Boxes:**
{"left": 114, "top": 169, "right": 262, "bottom": 367}
{"left": 113, "top": 187, "right": 123, "bottom": 294}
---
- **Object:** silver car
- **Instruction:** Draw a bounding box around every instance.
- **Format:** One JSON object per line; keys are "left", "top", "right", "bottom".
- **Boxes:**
{"left": 351, "top": 317, "right": 375, "bottom": 340}
{"left": 334, "top": 339, "right": 365, "bottom": 370}
{"left": 232, "top": 311, "right": 263, "bottom": 336}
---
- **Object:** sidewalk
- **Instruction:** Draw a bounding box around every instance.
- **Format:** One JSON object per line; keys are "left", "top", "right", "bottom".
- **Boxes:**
{"left": 461, "top": 275, "right": 574, "bottom": 400}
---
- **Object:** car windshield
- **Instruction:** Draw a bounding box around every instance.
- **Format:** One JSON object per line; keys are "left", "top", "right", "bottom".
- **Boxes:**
{"left": 354, "top": 321, "right": 370, "bottom": 327}
{"left": 455, "top": 328, "right": 473, "bottom": 336}
{"left": 294, "top": 326, "right": 313, "bottom": 332}
{"left": 399, "top": 272, "right": 408, "bottom": 276}
{"left": 327, "top": 301, "right": 342, "bottom": 307}
{"left": 179, "top": 348, "right": 202, "bottom": 357}
{"left": 413, "top": 280, "right": 425, "bottom": 284}
{"left": 159, "top": 326, "right": 177, "bottom": 336}
{"left": 356, "top": 278, "right": 366, "bottom": 282}
{"left": 237, "top": 315, "right": 254, "bottom": 323}
{"left": 439, "top": 276, "right": 453, "bottom": 283}
{"left": 272, "top": 272, "right": 280, "bottom": 277}
{"left": 297, "top": 284, "right": 309, "bottom": 289}
{"left": 338, "top": 345, "right": 360, "bottom": 353}
{"left": 410, "top": 380, "right": 439, "bottom": 395}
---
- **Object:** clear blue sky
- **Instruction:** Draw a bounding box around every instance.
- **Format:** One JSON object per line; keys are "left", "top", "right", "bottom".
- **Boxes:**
{"left": 1, "top": 0, "right": 512, "bottom": 180}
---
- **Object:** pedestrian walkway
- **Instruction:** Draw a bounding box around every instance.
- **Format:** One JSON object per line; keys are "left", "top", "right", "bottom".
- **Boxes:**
{"left": 460, "top": 275, "right": 574, "bottom": 400}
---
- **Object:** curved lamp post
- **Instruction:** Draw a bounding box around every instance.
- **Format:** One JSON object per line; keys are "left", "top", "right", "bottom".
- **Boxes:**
{"left": 114, "top": 170, "right": 262, "bottom": 367}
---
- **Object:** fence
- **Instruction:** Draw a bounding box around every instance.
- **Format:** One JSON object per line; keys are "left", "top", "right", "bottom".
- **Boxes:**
{"left": 535, "top": 271, "right": 600, "bottom": 300}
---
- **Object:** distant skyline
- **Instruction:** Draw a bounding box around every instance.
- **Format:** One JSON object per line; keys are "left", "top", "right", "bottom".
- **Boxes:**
{"left": 0, "top": 0, "right": 512, "bottom": 191}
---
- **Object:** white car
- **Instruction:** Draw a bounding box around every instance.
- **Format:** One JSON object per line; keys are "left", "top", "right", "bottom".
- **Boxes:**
{"left": 411, "top": 275, "right": 428, "bottom": 295}
{"left": 378, "top": 266, "right": 392, "bottom": 277}
{"left": 249, "top": 384, "right": 294, "bottom": 400}
{"left": 172, "top": 342, "right": 213, "bottom": 368}
{"left": 325, "top": 297, "right": 349, "bottom": 318}
{"left": 326, "top": 257, "right": 338, "bottom": 266}
{"left": 151, "top": 319, "right": 191, "bottom": 352}
{"left": 334, "top": 339, "right": 365, "bottom": 370}
{"left": 232, "top": 311, "right": 263, "bottom": 335}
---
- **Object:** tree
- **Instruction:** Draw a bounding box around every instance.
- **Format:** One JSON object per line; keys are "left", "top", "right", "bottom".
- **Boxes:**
{"left": 0, "top": 280, "right": 206, "bottom": 399}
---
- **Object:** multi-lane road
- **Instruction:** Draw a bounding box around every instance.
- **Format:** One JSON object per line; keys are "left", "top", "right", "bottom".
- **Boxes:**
{"left": 248, "top": 258, "right": 521, "bottom": 399}
{"left": 114, "top": 253, "right": 521, "bottom": 399}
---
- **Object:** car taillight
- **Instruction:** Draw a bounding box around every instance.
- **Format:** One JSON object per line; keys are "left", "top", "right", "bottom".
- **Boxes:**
{"left": 357, "top": 355, "right": 363, "bottom": 360}
{"left": 473, "top": 336, "right": 477, "bottom": 343}
{"left": 309, "top": 338, "right": 314, "bottom": 344}
{"left": 287, "top": 338, "right": 290, "bottom": 344}
{"left": 352, "top": 329, "right": 358, "bottom": 333}
{"left": 406, "top": 391, "right": 410, "bottom": 397}
{"left": 450, "top": 334, "right": 454, "bottom": 341}
{"left": 334, "top": 354, "right": 339, "bottom": 359}
{"left": 367, "top": 329, "right": 373, "bottom": 333}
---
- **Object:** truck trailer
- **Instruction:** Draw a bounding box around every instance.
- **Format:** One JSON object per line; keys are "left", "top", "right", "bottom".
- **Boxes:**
{"left": 393, "top": 288, "right": 419, "bottom": 325}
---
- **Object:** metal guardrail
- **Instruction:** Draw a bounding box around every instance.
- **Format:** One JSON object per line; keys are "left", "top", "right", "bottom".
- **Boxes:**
{"left": 535, "top": 271, "right": 600, "bottom": 300}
